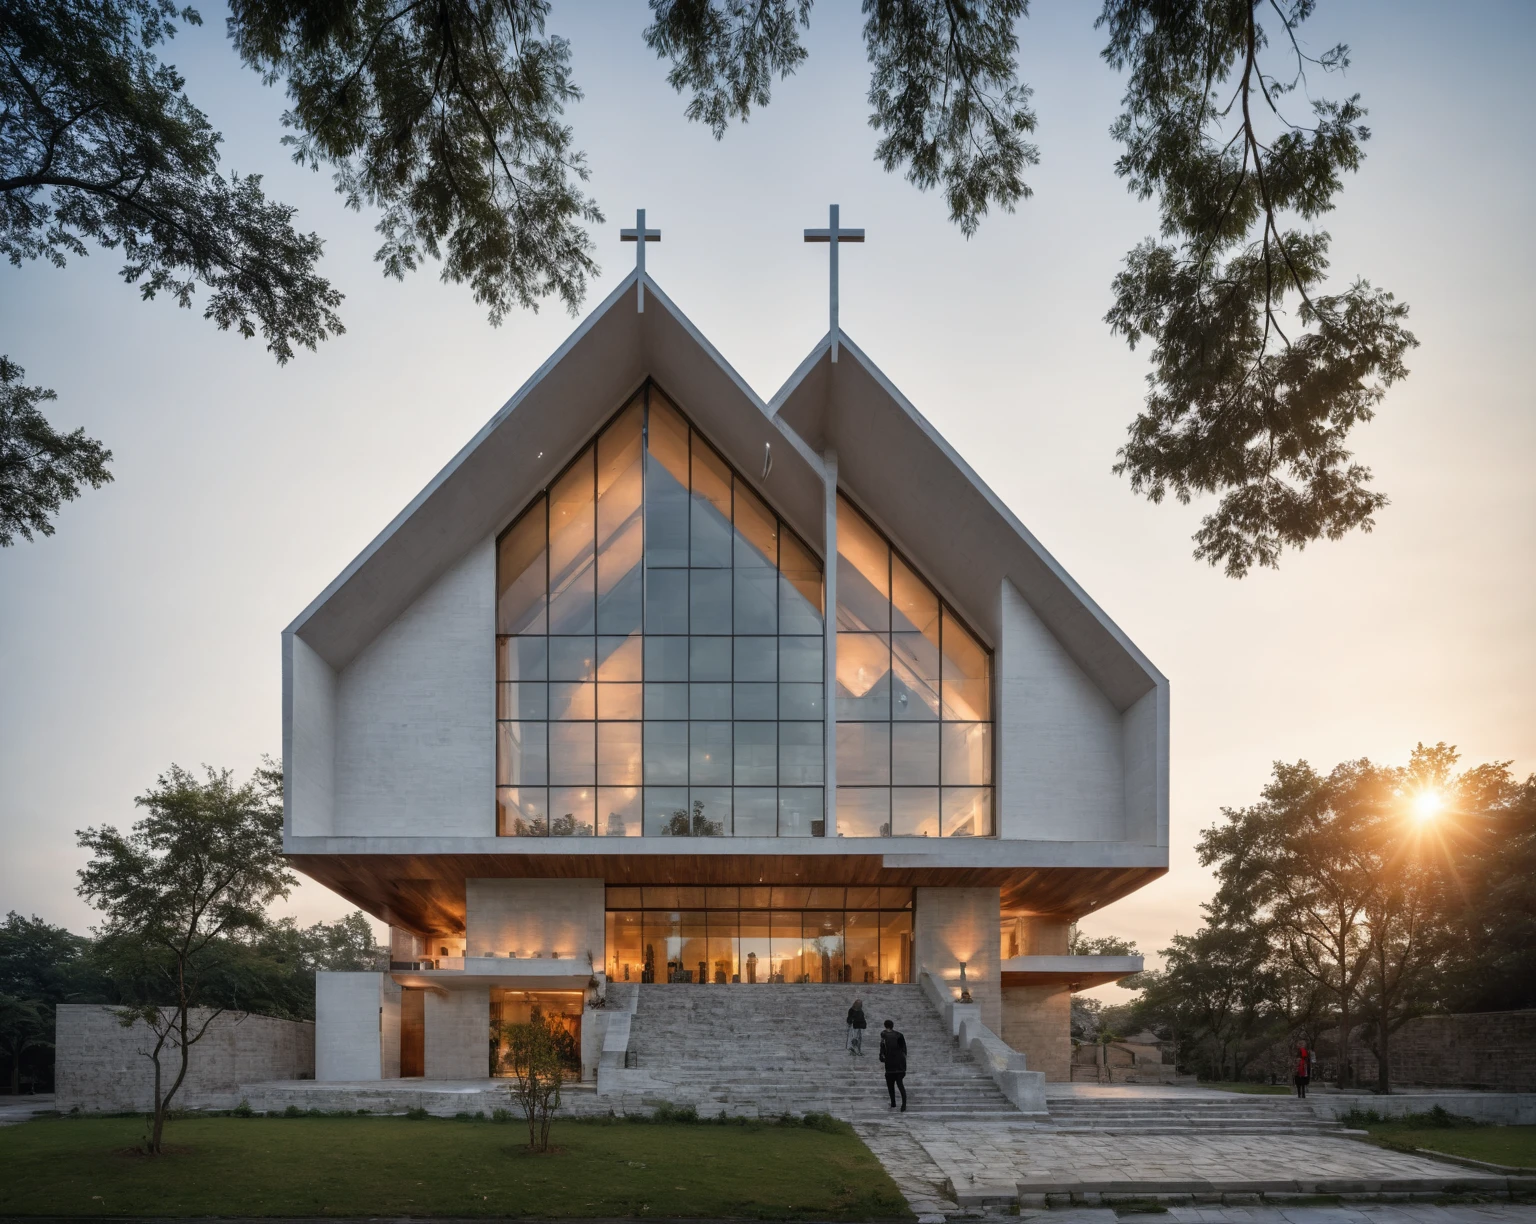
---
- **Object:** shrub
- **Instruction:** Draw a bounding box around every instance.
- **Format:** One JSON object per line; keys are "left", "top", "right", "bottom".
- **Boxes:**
{"left": 232, "top": 1099, "right": 254, "bottom": 1118}
{"left": 405, "top": 1106, "right": 430, "bottom": 1120}
{"left": 501, "top": 1017, "right": 566, "bottom": 1151}
{"left": 651, "top": 1101, "right": 699, "bottom": 1124}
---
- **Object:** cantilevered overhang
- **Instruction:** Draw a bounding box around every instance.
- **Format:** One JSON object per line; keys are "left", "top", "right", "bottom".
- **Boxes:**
{"left": 1000, "top": 954, "right": 1145, "bottom": 990}
{"left": 771, "top": 333, "right": 1163, "bottom": 712}
{"left": 284, "top": 837, "right": 1166, "bottom": 935}
{"left": 286, "top": 273, "right": 827, "bottom": 671}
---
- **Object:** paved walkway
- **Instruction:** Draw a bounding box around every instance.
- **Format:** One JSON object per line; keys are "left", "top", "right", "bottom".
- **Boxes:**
{"left": 853, "top": 1118, "right": 1521, "bottom": 1218}
{"left": 1047, "top": 1083, "right": 1282, "bottom": 1099}
{"left": 1032, "top": 1208, "right": 1536, "bottom": 1224}
{"left": 0, "top": 1094, "right": 54, "bottom": 1127}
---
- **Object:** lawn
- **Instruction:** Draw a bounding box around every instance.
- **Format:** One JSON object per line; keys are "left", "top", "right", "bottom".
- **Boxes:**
{"left": 0, "top": 1113, "right": 913, "bottom": 1219}
{"left": 1354, "top": 1118, "right": 1536, "bottom": 1170}
{"left": 1200, "top": 1081, "right": 1293, "bottom": 1096}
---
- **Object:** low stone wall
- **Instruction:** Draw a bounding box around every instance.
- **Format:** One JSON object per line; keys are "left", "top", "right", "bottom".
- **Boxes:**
{"left": 56, "top": 1005, "right": 314, "bottom": 1113}
{"left": 1347, "top": 1011, "right": 1536, "bottom": 1092}
{"left": 1310, "top": 1092, "right": 1536, "bottom": 1126}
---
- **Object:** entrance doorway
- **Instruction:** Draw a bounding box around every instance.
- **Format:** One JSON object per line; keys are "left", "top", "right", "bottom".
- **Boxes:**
{"left": 400, "top": 988, "right": 425, "bottom": 1077}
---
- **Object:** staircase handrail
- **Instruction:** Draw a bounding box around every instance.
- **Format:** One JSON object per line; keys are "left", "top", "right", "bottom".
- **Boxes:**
{"left": 918, "top": 968, "right": 1046, "bottom": 1115}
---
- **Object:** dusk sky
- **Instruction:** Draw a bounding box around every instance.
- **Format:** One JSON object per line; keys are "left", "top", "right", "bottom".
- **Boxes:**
{"left": 2, "top": 1, "right": 1531, "bottom": 999}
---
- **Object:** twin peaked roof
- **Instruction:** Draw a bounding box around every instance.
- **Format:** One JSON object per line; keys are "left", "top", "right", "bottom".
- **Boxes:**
{"left": 286, "top": 269, "right": 1163, "bottom": 712}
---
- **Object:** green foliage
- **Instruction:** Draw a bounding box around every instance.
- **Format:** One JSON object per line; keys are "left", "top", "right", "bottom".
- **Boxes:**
{"left": 665, "top": 798, "right": 724, "bottom": 836}
{"left": 1097, "top": 0, "right": 1416, "bottom": 576}
{"left": 500, "top": 1014, "right": 566, "bottom": 1151}
{"left": 404, "top": 1106, "right": 430, "bottom": 1120}
{"left": 228, "top": 0, "right": 602, "bottom": 324}
{"left": 0, "top": 358, "right": 112, "bottom": 547}
{"left": 0, "top": 0, "right": 343, "bottom": 362}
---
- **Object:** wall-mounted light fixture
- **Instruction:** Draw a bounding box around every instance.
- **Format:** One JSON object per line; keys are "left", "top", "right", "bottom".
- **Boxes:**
{"left": 958, "top": 960, "right": 973, "bottom": 1004}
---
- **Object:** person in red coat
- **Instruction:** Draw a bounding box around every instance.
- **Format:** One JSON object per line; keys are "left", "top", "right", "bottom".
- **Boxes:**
{"left": 1294, "top": 1045, "right": 1311, "bottom": 1098}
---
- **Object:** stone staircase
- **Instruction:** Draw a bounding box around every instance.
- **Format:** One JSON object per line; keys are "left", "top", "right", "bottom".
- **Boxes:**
{"left": 1046, "top": 1094, "right": 1337, "bottom": 1134}
{"left": 615, "top": 982, "right": 1019, "bottom": 1119}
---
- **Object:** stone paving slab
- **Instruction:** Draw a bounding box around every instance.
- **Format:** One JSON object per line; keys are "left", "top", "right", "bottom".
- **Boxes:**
{"left": 855, "top": 1118, "right": 1527, "bottom": 1214}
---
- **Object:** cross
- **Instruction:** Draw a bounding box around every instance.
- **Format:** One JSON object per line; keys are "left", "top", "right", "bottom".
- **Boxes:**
{"left": 804, "top": 203, "right": 864, "bottom": 361}
{"left": 620, "top": 208, "right": 661, "bottom": 312}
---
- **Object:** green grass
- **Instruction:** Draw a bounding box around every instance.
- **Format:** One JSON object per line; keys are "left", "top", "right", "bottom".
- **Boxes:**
{"left": 0, "top": 1113, "right": 913, "bottom": 1219}
{"left": 1199, "top": 1081, "right": 1293, "bottom": 1096}
{"left": 1346, "top": 1113, "right": 1536, "bottom": 1170}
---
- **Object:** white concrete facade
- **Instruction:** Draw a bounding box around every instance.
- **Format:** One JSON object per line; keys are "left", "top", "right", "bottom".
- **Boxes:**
{"left": 315, "top": 971, "right": 399, "bottom": 1082}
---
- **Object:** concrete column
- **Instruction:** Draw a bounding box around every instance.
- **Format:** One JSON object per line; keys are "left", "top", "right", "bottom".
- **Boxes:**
{"left": 424, "top": 988, "right": 492, "bottom": 1080}
{"left": 1001, "top": 984, "right": 1072, "bottom": 1081}
{"left": 822, "top": 448, "right": 838, "bottom": 837}
{"left": 914, "top": 887, "right": 1001, "bottom": 1031}
{"left": 316, "top": 972, "right": 390, "bottom": 1082}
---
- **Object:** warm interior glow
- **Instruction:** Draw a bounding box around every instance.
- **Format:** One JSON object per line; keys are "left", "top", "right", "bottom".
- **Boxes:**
{"left": 1412, "top": 790, "right": 1443, "bottom": 821}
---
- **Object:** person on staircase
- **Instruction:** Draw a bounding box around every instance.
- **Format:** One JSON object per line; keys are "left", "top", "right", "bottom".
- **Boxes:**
{"left": 879, "top": 1019, "right": 907, "bottom": 1111}
{"left": 846, "top": 999, "right": 868, "bottom": 1055}
{"left": 1294, "top": 1044, "right": 1311, "bottom": 1098}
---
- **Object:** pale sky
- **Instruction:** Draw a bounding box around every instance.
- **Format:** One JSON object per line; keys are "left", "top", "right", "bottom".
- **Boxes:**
{"left": 2, "top": 2, "right": 1532, "bottom": 999}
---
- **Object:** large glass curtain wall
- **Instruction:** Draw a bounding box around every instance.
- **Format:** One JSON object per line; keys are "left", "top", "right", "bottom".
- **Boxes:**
{"left": 496, "top": 384, "right": 826, "bottom": 836}
{"left": 834, "top": 495, "right": 994, "bottom": 837}
{"left": 605, "top": 886, "right": 914, "bottom": 984}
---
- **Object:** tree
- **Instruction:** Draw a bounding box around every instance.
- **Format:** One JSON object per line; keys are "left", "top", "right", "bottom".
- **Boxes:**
{"left": 1098, "top": 0, "right": 1416, "bottom": 576}
{"left": 0, "top": 995, "right": 51, "bottom": 1095}
{"left": 665, "top": 798, "right": 723, "bottom": 836}
{"left": 0, "top": 359, "right": 112, "bottom": 547}
{"left": 0, "top": 911, "right": 101, "bottom": 1093}
{"left": 76, "top": 762, "right": 294, "bottom": 1153}
{"left": 500, "top": 1012, "right": 565, "bottom": 1152}
{"left": 1, "top": 0, "right": 343, "bottom": 540}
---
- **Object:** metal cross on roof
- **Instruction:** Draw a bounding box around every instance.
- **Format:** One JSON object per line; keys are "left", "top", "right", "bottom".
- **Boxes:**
{"left": 804, "top": 203, "right": 864, "bottom": 362}
{"left": 620, "top": 208, "right": 661, "bottom": 312}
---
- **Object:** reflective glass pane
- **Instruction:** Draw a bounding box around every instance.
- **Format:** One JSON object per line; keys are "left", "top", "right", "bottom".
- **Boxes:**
{"left": 549, "top": 681, "right": 595, "bottom": 720}
{"left": 689, "top": 788, "right": 731, "bottom": 835}
{"left": 689, "top": 721, "right": 732, "bottom": 784}
{"left": 941, "top": 606, "right": 990, "bottom": 720}
{"left": 497, "top": 786, "right": 548, "bottom": 836}
{"left": 549, "top": 637, "right": 596, "bottom": 681}
{"left": 690, "top": 682, "right": 731, "bottom": 718}
{"left": 644, "top": 635, "right": 688, "bottom": 681}
{"left": 741, "top": 886, "right": 773, "bottom": 909}
{"left": 549, "top": 787, "right": 596, "bottom": 836}
{"left": 891, "top": 788, "right": 939, "bottom": 837}
{"left": 597, "top": 683, "right": 643, "bottom": 720}
{"left": 804, "top": 912, "right": 844, "bottom": 983}
{"left": 596, "top": 722, "right": 642, "bottom": 785}
{"left": 770, "top": 912, "right": 802, "bottom": 982}
{"left": 689, "top": 569, "right": 732, "bottom": 634}
{"left": 891, "top": 554, "right": 940, "bottom": 640}
{"left": 548, "top": 449, "right": 595, "bottom": 634}
{"left": 941, "top": 722, "right": 993, "bottom": 785}
{"left": 706, "top": 887, "right": 740, "bottom": 908}
{"left": 497, "top": 721, "right": 547, "bottom": 786}
{"left": 596, "top": 401, "right": 644, "bottom": 634}
{"left": 689, "top": 636, "right": 731, "bottom": 680}
{"left": 497, "top": 681, "right": 547, "bottom": 721}
{"left": 497, "top": 635, "right": 547, "bottom": 682}
{"left": 892, "top": 722, "right": 940, "bottom": 785}
{"left": 645, "top": 392, "right": 690, "bottom": 567}
{"left": 690, "top": 434, "right": 733, "bottom": 568}
{"left": 644, "top": 683, "right": 688, "bottom": 720}
{"left": 838, "top": 788, "right": 890, "bottom": 837}
{"left": 779, "top": 683, "right": 823, "bottom": 720}
{"left": 892, "top": 632, "right": 941, "bottom": 720}
{"left": 778, "top": 788, "right": 823, "bottom": 837}
{"left": 836, "top": 496, "right": 890, "bottom": 632}
{"left": 846, "top": 887, "right": 880, "bottom": 909}
{"left": 706, "top": 913, "right": 738, "bottom": 983}
{"left": 778, "top": 722, "right": 823, "bottom": 785}
{"left": 837, "top": 632, "right": 891, "bottom": 720}
{"left": 880, "top": 911, "right": 912, "bottom": 982}
{"left": 734, "top": 566, "right": 776, "bottom": 633}
{"left": 741, "top": 910, "right": 770, "bottom": 982}
{"left": 598, "top": 786, "right": 641, "bottom": 837}
{"left": 497, "top": 502, "right": 546, "bottom": 634}
{"left": 597, "top": 633, "right": 642, "bottom": 681}
{"left": 734, "top": 482, "right": 777, "bottom": 568}
{"left": 644, "top": 569, "right": 688, "bottom": 633}
{"left": 733, "top": 722, "right": 776, "bottom": 785}
{"left": 837, "top": 722, "right": 891, "bottom": 785}
{"left": 778, "top": 532, "right": 824, "bottom": 633}
{"left": 779, "top": 636, "right": 822, "bottom": 683}
{"left": 548, "top": 722, "right": 594, "bottom": 784}
{"left": 733, "top": 788, "right": 777, "bottom": 836}
{"left": 943, "top": 786, "right": 993, "bottom": 837}
{"left": 733, "top": 683, "right": 777, "bottom": 719}
{"left": 734, "top": 637, "right": 776, "bottom": 681}
{"left": 607, "top": 909, "right": 643, "bottom": 980}
{"left": 643, "top": 723, "right": 687, "bottom": 784}
{"left": 644, "top": 787, "right": 688, "bottom": 836}
{"left": 847, "top": 912, "right": 880, "bottom": 984}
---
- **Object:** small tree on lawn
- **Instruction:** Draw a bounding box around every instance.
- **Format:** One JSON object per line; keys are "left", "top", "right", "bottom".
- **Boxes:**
{"left": 501, "top": 1014, "right": 565, "bottom": 1153}
{"left": 76, "top": 761, "right": 292, "bottom": 1153}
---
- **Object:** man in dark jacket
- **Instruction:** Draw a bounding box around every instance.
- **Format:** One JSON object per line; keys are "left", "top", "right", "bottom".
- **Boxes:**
{"left": 847, "top": 999, "right": 868, "bottom": 1055}
{"left": 878, "top": 1019, "right": 907, "bottom": 1110}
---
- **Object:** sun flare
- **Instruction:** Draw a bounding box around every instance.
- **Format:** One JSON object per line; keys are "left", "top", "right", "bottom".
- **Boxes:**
{"left": 1412, "top": 791, "right": 1444, "bottom": 821}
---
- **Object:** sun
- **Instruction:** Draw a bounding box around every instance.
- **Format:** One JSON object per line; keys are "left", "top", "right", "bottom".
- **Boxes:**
{"left": 1412, "top": 791, "right": 1444, "bottom": 822}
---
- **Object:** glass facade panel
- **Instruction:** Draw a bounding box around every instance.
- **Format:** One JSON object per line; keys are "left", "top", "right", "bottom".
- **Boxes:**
{"left": 497, "top": 502, "right": 546, "bottom": 635}
{"left": 597, "top": 786, "right": 641, "bottom": 837}
{"left": 549, "top": 786, "right": 596, "bottom": 836}
{"left": 548, "top": 451, "right": 595, "bottom": 634}
{"left": 831, "top": 494, "right": 993, "bottom": 838}
{"left": 596, "top": 402, "right": 644, "bottom": 635}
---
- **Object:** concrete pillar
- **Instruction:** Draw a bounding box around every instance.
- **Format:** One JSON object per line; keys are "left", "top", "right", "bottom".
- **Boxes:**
{"left": 424, "top": 988, "right": 491, "bottom": 1080}
{"left": 316, "top": 972, "right": 394, "bottom": 1081}
{"left": 1001, "top": 984, "right": 1072, "bottom": 1081}
{"left": 914, "top": 887, "right": 1001, "bottom": 1031}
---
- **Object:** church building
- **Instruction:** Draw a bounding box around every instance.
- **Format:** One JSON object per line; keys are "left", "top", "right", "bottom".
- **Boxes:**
{"left": 284, "top": 220, "right": 1167, "bottom": 1094}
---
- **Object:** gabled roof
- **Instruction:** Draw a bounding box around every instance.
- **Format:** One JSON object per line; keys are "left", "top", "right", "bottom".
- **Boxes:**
{"left": 287, "top": 273, "right": 1162, "bottom": 711}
